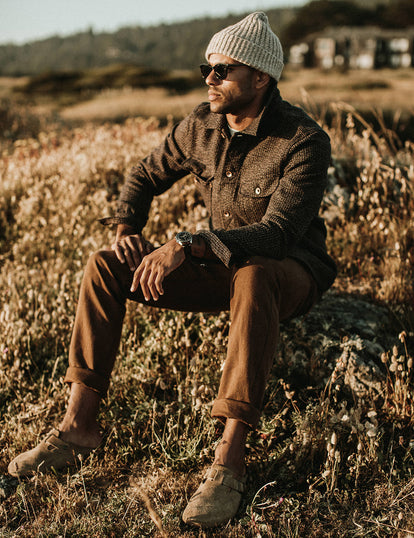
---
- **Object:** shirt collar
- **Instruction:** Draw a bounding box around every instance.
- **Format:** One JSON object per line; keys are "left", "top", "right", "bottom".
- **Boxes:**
{"left": 205, "top": 85, "right": 282, "bottom": 138}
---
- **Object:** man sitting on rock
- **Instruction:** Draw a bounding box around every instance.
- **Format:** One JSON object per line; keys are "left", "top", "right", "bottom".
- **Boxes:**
{"left": 9, "top": 12, "right": 336, "bottom": 528}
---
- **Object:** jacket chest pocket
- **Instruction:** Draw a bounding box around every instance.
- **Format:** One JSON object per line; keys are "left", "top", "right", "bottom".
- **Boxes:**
{"left": 182, "top": 157, "right": 213, "bottom": 212}
{"left": 193, "top": 173, "right": 213, "bottom": 213}
{"left": 236, "top": 178, "right": 278, "bottom": 223}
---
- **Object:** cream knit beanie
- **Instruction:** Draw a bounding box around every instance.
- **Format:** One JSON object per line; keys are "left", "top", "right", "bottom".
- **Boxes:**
{"left": 205, "top": 12, "right": 284, "bottom": 81}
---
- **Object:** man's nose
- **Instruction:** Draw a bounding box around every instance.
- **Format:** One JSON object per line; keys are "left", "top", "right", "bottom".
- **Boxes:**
{"left": 205, "top": 70, "right": 219, "bottom": 85}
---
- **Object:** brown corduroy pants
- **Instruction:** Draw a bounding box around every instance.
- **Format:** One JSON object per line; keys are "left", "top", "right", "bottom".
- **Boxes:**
{"left": 64, "top": 249, "right": 319, "bottom": 429}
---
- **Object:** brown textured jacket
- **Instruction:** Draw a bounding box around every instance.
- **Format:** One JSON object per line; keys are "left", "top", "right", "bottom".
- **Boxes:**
{"left": 102, "top": 86, "right": 337, "bottom": 293}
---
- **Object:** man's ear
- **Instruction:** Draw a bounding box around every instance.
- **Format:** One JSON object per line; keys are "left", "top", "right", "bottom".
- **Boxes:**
{"left": 255, "top": 71, "right": 271, "bottom": 90}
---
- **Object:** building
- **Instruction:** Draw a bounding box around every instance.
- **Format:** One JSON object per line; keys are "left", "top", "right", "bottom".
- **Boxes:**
{"left": 289, "top": 27, "right": 414, "bottom": 70}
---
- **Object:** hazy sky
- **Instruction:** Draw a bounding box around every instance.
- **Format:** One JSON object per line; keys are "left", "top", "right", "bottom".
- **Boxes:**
{"left": 1, "top": 0, "right": 306, "bottom": 45}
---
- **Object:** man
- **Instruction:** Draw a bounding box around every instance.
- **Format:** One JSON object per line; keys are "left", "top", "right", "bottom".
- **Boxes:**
{"left": 8, "top": 12, "right": 336, "bottom": 528}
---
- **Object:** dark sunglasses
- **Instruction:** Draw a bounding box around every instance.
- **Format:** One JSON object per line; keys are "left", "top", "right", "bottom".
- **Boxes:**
{"left": 199, "top": 63, "right": 246, "bottom": 80}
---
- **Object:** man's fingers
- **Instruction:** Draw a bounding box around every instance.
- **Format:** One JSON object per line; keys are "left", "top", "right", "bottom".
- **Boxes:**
{"left": 138, "top": 268, "right": 151, "bottom": 301}
{"left": 129, "top": 239, "right": 184, "bottom": 299}
{"left": 112, "top": 242, "right": 126, "bottom": 264}
{"left": 112, "top": 235, "right": 149, "bottom": 270}
{"left": 112, "top": 242, "right": 136, "bottom": 271}
{"left": 124, "top": 236, "right": 145, "bottom": 267}
{"left": 147, "top": 271, "right": 164, "bottom": 302}
{"left": 130, "top": 265, "right": 143, "bottom": 294}
{"left": 131, "top": 246, "right": 142, "bottom": 269}
{"left": 123, "top": 248, "right": 137, "bottom": 271}
{"left": 131, "top": 261, "right": 165, "bottom": 302}
{"left": 154, "top": 272, "right": 164, "bottom": 298}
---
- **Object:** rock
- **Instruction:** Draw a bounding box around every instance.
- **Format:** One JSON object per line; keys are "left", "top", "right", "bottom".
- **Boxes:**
{"left": 278, "top": 290, "right": 393, "bottom": 399}
{"left": 335, "top": 337, "right": 385, "bottom": 397}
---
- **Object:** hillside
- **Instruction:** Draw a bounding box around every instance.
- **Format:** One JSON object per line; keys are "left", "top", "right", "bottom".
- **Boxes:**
{"left": 0, "top": 8, "right": 297, "bottom": 76}
{"left": 1, "top": 0, "right": 413, "bottom": 76}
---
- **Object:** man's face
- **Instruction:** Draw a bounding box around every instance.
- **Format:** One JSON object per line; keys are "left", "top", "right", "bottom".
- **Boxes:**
{"left": 204, "top": 53, "right": 260, "bottom": 116}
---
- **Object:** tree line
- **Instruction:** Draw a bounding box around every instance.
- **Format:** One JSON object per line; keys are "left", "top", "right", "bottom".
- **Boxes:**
{"left": 282, "top": 0, "right": 414, "bottom": 49}
{"left": 0, "top": 0, "right": 413, "bottom": 77}
{"left": 0, "top": 10, "right": 296, "bottom": 76}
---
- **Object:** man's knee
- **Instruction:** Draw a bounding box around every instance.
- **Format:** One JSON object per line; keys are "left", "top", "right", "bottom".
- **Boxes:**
{"left": 233, "top": 257, "right": 319, "bottom": 320}
{"left": 232, "top": 257, "right": 280, "bottom": 297}
{"left": 83, "top": 249, "right": 132, "bottom": 290}
{"left": 85, "top": 249, "right": 118, "bottom": 275}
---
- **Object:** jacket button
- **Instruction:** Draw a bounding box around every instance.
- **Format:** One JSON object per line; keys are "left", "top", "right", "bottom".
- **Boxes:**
{"left": 224, "top": 211, "right": 230, "bottom": 218}
{"left": 225, "top": 171, "right": 233, "bottom": 178}
{"left": 255, "top": 187, "right": 262, "bottom": 195}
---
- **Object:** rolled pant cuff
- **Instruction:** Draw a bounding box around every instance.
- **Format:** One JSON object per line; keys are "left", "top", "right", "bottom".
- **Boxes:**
{"left": 212, "top": 398, "right": 260, "bottom": 430}
{"left": 64, "top": 367, "right": 109, "bottom": 397}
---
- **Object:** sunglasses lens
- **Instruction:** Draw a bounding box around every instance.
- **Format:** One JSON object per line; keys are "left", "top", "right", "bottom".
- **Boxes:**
{"left": 213, "top": 64, "right": 227, "bottom": 79}
{"left": 200, "top": 64, "right": 212, "bottom": 78}
{"left": 199, "top": 64, "right": 228, "bottom": 80}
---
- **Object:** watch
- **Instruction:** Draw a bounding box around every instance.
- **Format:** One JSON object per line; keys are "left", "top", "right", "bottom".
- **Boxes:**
{"left": 175, "top": 231, "right": 193, "bottom": 254}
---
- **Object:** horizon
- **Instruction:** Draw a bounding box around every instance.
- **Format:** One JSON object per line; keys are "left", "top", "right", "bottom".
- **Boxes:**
{"left": 1, "top": 0, "right": 306, "bottom": 46}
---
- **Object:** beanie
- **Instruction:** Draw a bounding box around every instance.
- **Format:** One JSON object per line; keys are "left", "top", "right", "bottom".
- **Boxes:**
{"left": 205, "top": 12, "right": 284, "bottom": 81}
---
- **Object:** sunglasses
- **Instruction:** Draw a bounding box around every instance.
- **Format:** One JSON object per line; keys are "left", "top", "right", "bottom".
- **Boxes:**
{"left": 199, "top": 63, "right": 247, "bottom": 80}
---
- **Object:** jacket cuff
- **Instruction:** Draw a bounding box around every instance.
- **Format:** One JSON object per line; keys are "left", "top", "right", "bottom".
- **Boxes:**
{"left": 195, "top": 230, "right": 234, "bottom": 267}
{"left": 98, "top": 216, "right": 142, "bottom": 231}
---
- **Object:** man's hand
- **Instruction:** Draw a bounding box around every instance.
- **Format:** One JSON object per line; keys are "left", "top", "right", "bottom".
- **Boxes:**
{"left": 112, "top": 224, "right": 154, "bottom": 271}
{"left": 130, "top": 239, "right": 186, "bottom": 301}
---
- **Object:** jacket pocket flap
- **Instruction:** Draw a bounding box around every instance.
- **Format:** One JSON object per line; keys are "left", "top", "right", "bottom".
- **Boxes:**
{"left": 239, "top": 180, "right": 278, "bottom": 198}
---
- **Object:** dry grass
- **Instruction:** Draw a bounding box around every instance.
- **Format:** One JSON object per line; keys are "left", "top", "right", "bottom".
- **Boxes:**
{"left": 3, "top": 67, "right": 414, "bottom": 125}
{"left": 58, "top": 87, "right": 204, "bottom": 123}
{"left": 0, "top": 75, "right": 413, "bottom": 536}
{"left": 281, "top": 67, "right": 414, "bottom": 113}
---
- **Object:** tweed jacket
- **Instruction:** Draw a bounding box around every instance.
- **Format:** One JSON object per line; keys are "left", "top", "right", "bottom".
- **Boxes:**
{"left": 102, "top": 86, "right": 337, "bottom": 293}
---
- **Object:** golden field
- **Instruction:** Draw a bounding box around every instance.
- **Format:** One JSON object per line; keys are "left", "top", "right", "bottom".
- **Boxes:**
{"left": 0, "top": 68, "right": 413, "bottom": 536}
{"left": 2, "top": 66, "right": 414, "bottom": 123}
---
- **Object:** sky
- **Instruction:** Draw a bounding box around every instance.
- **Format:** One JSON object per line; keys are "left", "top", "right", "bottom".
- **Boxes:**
{"left": 0, "top": 0, "right": 306, "bottom": 45}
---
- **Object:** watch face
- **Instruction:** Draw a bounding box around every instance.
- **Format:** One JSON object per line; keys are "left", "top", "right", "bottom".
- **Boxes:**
{"left": 176, "top": 231, "right": 192, "bottom": 246}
